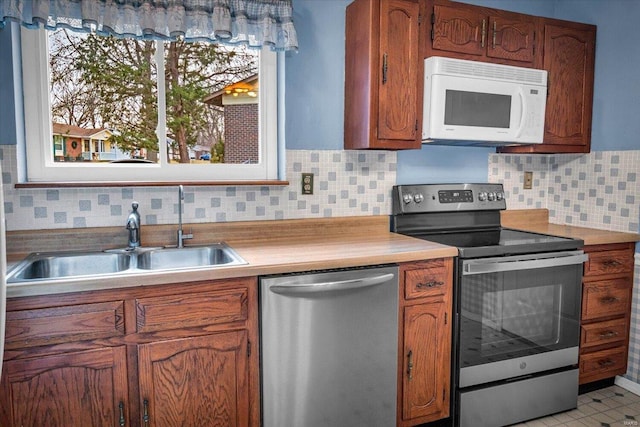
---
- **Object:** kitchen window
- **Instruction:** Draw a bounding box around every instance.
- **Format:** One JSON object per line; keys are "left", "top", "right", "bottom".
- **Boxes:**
{"left": 21, "top": 27, "right": 280, "bottom": 184}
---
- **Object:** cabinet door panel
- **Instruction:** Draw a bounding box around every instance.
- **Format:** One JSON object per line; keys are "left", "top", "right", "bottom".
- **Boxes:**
{"left": 487, "top": 17, "right": 535, "bottom": 63}
{"left": 137, "top": 331, "right": 249, "bottom": 427}
{"left": 0, "top": 347, "right": 128, "bottom": 427}
{"left": 543, "top": 23, "right": 595, "bottom": 146}
{"left": 402, "top": 302, "right": 450, "bottom": 421}
{"left": 432, "top": 4, "right": 485, "bottom": 56}
{"left": 378, "top": 0, "right": 421, "bottom": 141}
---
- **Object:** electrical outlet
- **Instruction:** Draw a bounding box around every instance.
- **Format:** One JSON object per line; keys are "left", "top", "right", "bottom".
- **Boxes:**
{"left": 523, "top": 171, "right": 533, "bottom": 190}
{"left": 301, "top": 173, "right": 314, "bottom": 195}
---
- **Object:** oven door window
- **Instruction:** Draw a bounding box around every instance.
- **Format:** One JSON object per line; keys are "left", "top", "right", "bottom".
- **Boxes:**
{"left": 459, "top": 263, "right": 581, "bottom": 369}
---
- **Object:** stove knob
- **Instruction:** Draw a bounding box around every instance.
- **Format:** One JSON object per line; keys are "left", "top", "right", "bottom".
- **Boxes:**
{"left": 413, "top": 193, "right": 424, "bottom": 203}
{"left": 402, "top": 193, "right": 413, "bottom": 204}
{"left": 496, "top": 191, "right": 505, "bottom": 201}
{"left": 488, "top": 192, "right": 496, "bottom": 201}
{"left": 478, "top": 192, "right": 488, "bottom": 202}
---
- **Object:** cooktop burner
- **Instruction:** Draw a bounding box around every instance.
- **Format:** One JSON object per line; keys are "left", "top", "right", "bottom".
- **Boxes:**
{"left": 390, "top": 183, "right": 583, "bottom": 257}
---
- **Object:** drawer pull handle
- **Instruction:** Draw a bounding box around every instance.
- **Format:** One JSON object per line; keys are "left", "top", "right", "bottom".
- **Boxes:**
{"left": 417, "top": 281, "right": 443, "bottom": 289}
{"left": 598, "top": 358, "right": 615, "bottom": 368}
{"left": 407, "top": 350, "right": 414, "bottom": 380}
{"left": 599, "top": 330, "right": 619, "bottom": 339}
{"left": 603, "top": 260, "right": 622, "bottom": 267}
{"left": 600, "top": 296, "right": 620, "bottom": 304}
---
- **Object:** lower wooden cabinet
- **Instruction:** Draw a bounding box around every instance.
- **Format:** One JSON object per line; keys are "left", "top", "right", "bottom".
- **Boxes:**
{"left": 137, "top": 331, "right": 250, "bottom": 427}
{"left": 1, "top": 346, "right": 129, "bottom": 426}
{"left": 579, "top": 243, "right": 635, "bottom": 384}
{"left": 398, "top": 259, "right": 453, "bottom": 426}
{"left": 0, "top": 277, "right": 259, "bottom": 427}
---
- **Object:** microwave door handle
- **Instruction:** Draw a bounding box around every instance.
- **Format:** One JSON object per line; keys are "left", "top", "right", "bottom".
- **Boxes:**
{"left": 515, "top": 87, "right": 526, "bottom": 138}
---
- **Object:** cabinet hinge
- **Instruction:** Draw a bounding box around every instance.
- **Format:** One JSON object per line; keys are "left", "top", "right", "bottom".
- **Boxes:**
{"left": 443, "top": 388, "right": 446, "bottom": 402}
{"left": 247, "top": 340, "right": 251, "bottom": 358}
{"left": 415, "top": 120, "right": 419, "bottom": 132}
{"left": 418, "top": 13, "right": 422, "bottom": 25}
{"left": 445, "top": 312, "right": 448, "bottom": 325}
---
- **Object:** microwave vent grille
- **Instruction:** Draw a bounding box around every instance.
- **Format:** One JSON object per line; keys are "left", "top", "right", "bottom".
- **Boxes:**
{"left": 432, "top": 57, "right": 546, "bottom": 86}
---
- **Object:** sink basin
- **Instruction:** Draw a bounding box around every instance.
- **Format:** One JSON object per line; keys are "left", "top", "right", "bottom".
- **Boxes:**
{"left": 7, "top": 252, "right": 131, "bottom": 282}
{"left": 6, "top": 243, "right": 247, "bottom": 284}
{"left": 136, "top": 244, "right": 246, "bottom": 271}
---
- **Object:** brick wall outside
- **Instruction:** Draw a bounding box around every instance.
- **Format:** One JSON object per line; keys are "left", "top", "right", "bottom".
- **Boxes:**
{"left": 224, "top": 103, "right": 259, "bottom": 164}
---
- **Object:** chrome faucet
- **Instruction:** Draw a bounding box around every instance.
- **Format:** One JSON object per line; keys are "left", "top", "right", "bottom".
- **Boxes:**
{"left": 177, "top": 185, "right": 193, "bottom": 248}
{"left": 126, "top": 202, "right": 141, "bottom": 249}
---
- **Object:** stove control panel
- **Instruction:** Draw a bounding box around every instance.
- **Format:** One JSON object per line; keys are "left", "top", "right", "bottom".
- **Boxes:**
{"left": 392, "top": 183, "right": 506, "bottom": 214}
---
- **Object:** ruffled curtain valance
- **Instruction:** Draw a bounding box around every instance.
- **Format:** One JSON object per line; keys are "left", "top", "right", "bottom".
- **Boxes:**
{"left": 0, "top": 0, "right": 298, "bottom": 51}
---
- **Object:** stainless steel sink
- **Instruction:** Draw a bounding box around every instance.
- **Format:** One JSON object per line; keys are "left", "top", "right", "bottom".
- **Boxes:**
{"left": 136, "top": 244, "right": 246, "bottom": 271}
{"left": 7, "top": 252, "right": 131, "bottom": 281}
{"left": 6, "top": 243, "right": 246, "bottom": 283}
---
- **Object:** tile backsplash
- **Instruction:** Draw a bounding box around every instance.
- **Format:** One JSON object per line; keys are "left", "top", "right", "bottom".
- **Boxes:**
{"left": 0, "top": 146, "right": 397, "bottom": 231}
{"left": 489, "top": 150, "right": 640, "bottom": 234}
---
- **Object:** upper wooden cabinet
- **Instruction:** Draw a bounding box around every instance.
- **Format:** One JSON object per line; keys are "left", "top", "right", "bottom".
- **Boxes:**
{"left": 422, "top": 0, "right": 596, "bottom": 154}
{"left": 500, "top": 19, "right": 596, "bottom": 153}
{"left": 427, "top": 2, "right": 538, "bottom": 67}
{"left": 344, "top": 0, "right": 422, "bottom": 150}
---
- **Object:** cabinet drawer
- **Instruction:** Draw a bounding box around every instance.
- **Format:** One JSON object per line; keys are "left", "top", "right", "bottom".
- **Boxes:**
{"left": 5, "top": 301, "right": 125, "bottom": 349}
{"left": 581, "top": 318, "right": 627, "bottom": 349}
{"left": 579, "top": 346, "right": 627, "bottom": 381}
{"left": 136, "top": 287, "right": 248, "bottom": 333}
{"left": 582, "top": 279, "right": 631, "bottom": 321}
{"left": 404, "top": 267, "right": 448, "bottom": 300}
{"left": 585, "top": 250, "right": 634, "bottom": 277}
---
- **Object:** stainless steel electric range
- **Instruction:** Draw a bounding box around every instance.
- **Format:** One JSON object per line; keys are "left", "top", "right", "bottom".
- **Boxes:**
{"left": 391, "top": 183, "right": 588, "bottom": 427}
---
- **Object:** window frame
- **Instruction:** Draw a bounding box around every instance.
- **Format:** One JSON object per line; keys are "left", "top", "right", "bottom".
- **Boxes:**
{"left": 20, "top": 27, "right": 279, "bottom": 183}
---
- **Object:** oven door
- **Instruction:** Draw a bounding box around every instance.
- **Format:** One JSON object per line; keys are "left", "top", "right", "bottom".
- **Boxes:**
{"left": 458, "top": 250, "right": 587, "bottom": 388}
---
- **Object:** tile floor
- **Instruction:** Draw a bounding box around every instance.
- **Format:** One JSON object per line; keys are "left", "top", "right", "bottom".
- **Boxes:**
{"left": 512, "top": 385, "right": 640, "bottom": 427}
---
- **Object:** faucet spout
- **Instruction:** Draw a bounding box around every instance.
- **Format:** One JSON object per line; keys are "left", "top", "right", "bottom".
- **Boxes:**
{"left": 177, "top": 185, "right": 193, "bottom": 248}
{"left": 126, "top": 202, "right": 141, "bottom": 249}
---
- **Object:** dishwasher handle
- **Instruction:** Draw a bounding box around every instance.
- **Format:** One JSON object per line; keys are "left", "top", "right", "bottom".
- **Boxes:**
{"left": 269, "top": 273, "right": 396, "bottom": 295}
{"left": 463, "top": 252, "right": 588, "bottom": 276}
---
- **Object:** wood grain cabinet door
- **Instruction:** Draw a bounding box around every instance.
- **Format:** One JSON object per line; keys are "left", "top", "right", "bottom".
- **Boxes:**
{"left": 137, "top": 331, "right": 249, "bottom": 427}
{"left": 378, "top": 0, "right": 421, "bottom": 142}
{"left": 487, "top": 16, "right": 536, "bottom": 63}
{"left": 401, "top": 302, "right": 450, "bottom": 422}
{"left": 542, "top": 23, "right": 596, "bottom": 148}
{"left": 0, "top": 346, "right": 129, "bottom": 427}
{"left": 431, "top": 4, "right": 486, "bottom": 56}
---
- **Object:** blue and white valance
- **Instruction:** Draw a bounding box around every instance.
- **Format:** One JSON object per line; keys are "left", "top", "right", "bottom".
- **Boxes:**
{"left": 0, "top": 0, "right": 298, "bottom": 51}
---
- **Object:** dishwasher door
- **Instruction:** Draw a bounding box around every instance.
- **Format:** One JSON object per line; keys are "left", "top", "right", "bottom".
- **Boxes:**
{"left": 260, "top": 265, "right": 399, "bottom": 427}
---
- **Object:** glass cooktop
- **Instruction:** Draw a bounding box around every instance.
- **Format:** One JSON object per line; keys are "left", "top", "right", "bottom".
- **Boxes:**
{"left": 413, "top": 228, "right": 582, "bottom": 258}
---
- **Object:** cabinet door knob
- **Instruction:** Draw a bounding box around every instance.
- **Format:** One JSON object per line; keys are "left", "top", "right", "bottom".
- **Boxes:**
{"left": 382, "top": 53, "right": 388, "bottom": 84}
{"left": 407, "top": 350, "right": 414, "bottom": 380}
{"left": 143, "top": 399, "right": 150, "bottom": 427}
{"left": 119, "top": 401, "right": 126, "bottom": 427}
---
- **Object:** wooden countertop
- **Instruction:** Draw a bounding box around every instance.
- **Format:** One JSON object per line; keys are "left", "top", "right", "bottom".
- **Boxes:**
{"left": 6, "top": 216, "right": 457, "bottom": 298}
{"left": 501, "top": 209, "right": 640, "bottom": 246}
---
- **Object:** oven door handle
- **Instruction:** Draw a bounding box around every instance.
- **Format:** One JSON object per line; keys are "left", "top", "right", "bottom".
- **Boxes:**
{"left": 462, "top": 253, "right": 588, "bottom": 275}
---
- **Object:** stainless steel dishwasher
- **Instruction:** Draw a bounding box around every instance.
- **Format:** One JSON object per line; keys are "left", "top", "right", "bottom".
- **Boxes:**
{"left": 260, "top": 265, "right": 399, "bottom": 427}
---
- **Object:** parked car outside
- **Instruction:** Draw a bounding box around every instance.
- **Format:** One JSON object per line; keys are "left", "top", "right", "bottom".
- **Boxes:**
{"left": 199, "top": 153, "right": 211, "bottom": 160}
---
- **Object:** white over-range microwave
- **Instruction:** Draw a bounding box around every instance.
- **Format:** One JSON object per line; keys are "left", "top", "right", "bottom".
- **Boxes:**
{"left": 422, "top": 56, "right": 548, "bottom": 146}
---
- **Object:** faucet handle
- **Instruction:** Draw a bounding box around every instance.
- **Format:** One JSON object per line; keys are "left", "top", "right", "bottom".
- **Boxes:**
{"left": 132, "top": 202, "right": 139, "bottom": 211}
